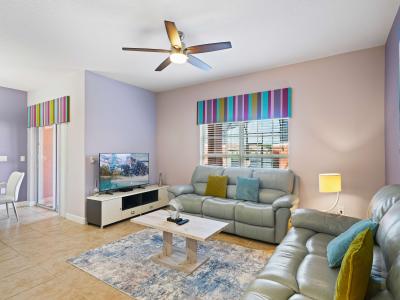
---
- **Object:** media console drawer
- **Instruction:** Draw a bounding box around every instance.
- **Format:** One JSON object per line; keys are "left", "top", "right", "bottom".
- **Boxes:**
{"left": 86, "top": 185, "right": 169, "bottom": 228}
{"left": 121, "top": 206, "right": 143, "bottom": 219}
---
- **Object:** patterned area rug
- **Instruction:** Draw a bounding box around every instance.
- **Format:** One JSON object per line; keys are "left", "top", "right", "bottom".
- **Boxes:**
{"left": 68, "top": 229, "right": 270, "bottom": 300}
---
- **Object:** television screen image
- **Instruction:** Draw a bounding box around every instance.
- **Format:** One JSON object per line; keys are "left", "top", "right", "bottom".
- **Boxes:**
{"left": 99, "top": 153, "right": 149, "bottom": 192}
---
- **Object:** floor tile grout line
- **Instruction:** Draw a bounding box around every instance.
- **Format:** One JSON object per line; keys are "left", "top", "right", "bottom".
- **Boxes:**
{"left": 0, "top": 258, "right": 35, "bottom": 281}
{"left": 2, "top": 264, "right": 53, "bottom": 299}
{"left": 4, "top": 274, "right": 54, "bottom": 300}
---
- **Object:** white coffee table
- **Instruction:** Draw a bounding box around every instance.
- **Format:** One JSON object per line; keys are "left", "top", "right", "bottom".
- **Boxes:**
{"left": 131, "top": 210, "right": 228, "bottom": 273}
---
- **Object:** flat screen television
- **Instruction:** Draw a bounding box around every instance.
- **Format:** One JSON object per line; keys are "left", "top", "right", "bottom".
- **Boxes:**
{"left": 99, "top": 153, "right": 149, "bottom": 192}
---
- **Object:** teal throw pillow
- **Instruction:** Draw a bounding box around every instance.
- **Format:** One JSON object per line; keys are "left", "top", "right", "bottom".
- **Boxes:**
{"left": 236, "top": 177, "right": 259, "bottom": 202}
{"left": 327, "top": 219, "right": 378, "bottom": 268}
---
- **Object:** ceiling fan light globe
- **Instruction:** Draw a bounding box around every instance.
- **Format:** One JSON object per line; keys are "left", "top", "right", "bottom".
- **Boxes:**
{"left": 170, "top": 53, "right": 188, "bottom": 64}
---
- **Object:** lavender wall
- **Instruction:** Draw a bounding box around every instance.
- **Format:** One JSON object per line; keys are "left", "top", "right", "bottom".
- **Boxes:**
{"left": 85, "top": 71, "right": 157, "bottom": 195}
{"left": 0, "top": 86, "right": 27, "bottom": 201}
{"left": 385, "top": 7, "right": 400, "bottom": 184}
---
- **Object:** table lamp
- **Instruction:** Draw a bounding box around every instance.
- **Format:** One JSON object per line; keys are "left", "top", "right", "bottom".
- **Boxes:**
{"left": 319, "top": 173, "right": 341, "bottom": 212}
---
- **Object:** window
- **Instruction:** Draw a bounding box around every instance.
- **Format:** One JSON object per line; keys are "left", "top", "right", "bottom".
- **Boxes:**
{"left": 200, "top": 119, "right": 288, "bottom": 169}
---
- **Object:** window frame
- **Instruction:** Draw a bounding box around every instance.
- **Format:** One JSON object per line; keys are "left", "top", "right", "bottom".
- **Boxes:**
{"left": 199, "top": 118, "right": 289, "bottom": 169}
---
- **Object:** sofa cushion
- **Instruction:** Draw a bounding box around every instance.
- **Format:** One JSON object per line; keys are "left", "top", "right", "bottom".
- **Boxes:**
{"left": 191, "top": 165, "right": 225, "bottom": 195}
{"left": 222, "top": 167, "right": 253, "bottom": 199}
{"left": 202, "top": 197, "right": 240, "bottom": 220}
{"left": 235, "top": 222, "right": 275, "bottom": 243}
{"left": 253, "top": 168, "right": 295, "bottom": 193}
{"left": 242, "top": 279, "right": 295, "bottom": 300}
{"left": 387, "top": 257, "right": 400, "bottom": 300}
{"left": 305, "top": 233, "right": 334, "bottom": 257}
{"left": 168, "top": 184, "right": 194, "bottom": 197}
{"left": 205, "top": 175, "right": 228, "bottom": 198}
{"left": 367, "top": 184, "right": 400, "bottom": 222}
{"left": 375, "top": 202, "right": 400, "bottom": 300}
{"left": 335, "top": 228, "right": 374, "bottom": 300}
{"left": 259, "top": 189, "right": 287, "bottom": 204}
{"left": 280, "top": 227, "right": 317, "bottom": 249}
{"left": 235, "top": 202, "right": 274, "bottom": 227}
{"left": 327, "top": 219, "right": 378, "bottom": 268}
{"left": 257, "top": 243, "right": 306, "bottom": 292}
{"left": 236, "top": 177, "right": 259, "bottom": 202}
{"left": 193, "top": 183, "right": 207, "bottom": 195}
{"left": 297, "top": 254, "right": 339, "bottom": 300}
{"left": 226, "top": 185, "right": 237, "bottom": 199}
{"left": 222, "top": 167, "right": 253, "bottom": 185}
{"left": 370, "top": 290, "right": 395, "bottom": 300}
{"left": 191, "top": 165, "right": 224, "bottom": 184}
{"left": 367, "top": 246, "right": 388, "bottom": 298}
{"left": 175, "top": 194, "right": 209, "bottom": 215}
{"left": 292, "top": 209, "right": 360, "bottom": 237}
{"left": 256, "top": 228, "right": 336, "bottom": 299}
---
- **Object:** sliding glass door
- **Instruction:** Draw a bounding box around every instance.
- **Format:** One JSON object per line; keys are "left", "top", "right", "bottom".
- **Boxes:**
{"left": 37, "top": 125, "right": 57, "bottom": 210}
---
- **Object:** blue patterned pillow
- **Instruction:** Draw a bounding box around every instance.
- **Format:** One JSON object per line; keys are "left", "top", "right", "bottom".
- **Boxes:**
{"left": 236, "top": 177, "right": 259, "bottom": 202}
{"left": 327, "top": 219, "right": 378, "bottom": 268}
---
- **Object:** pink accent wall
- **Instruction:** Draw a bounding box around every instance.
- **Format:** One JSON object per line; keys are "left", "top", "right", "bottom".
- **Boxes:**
{"left": 156, "top": 47, "right": 385, "bottom": 218}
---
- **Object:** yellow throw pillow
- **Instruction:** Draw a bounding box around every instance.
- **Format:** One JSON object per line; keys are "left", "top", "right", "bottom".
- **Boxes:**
{"left": 334, "top": 228, "right": 374, "bottom": 300}
{"left": 205, "top": 175, "right": 228, "bottom": 198}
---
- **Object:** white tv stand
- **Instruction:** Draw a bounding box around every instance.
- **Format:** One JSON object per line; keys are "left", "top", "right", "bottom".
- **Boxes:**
{"left": 86, "top": 185, "right": 169, "bottom": 228}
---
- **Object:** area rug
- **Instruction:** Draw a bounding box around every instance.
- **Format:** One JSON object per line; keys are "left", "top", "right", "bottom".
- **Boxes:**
{"left": 67, "top": 229, "right": 270, "bottom": 300}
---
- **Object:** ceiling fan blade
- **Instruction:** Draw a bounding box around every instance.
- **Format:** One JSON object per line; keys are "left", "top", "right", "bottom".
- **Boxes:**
{"left": 186, "top": 42, "right": 232, "bottom": 54}
{"left": 164, "top": 20, "right": 182, "bottom": 48}
{"left": 122, "top": 47, "right": 170, "bottom": 53}
{"left": 187, "top": 55, "right": 212, "bottom": 71}
{"left": 155, "top": 57, "right": 171, "bottom": 71}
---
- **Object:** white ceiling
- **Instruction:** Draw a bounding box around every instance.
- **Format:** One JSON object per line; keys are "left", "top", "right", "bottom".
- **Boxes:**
{"left": 0, "top": 0, "right": 399, "bottom": 92}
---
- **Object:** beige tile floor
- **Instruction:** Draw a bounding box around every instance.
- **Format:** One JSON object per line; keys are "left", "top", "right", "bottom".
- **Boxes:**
{"left": 0, "top": 206, "right": 276, "bottom": 300}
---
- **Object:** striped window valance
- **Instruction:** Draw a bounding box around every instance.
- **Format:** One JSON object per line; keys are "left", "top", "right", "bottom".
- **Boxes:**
{"left": 28, "top": 96, "right": 70, "bottom": 128}
{"left": 197, "top": 88, "right": 292, "bottom": 125}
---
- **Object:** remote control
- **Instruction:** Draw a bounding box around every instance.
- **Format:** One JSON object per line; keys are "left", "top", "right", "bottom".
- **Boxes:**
{"left": 176, "top": 219, "right": 189, "bottom": 225}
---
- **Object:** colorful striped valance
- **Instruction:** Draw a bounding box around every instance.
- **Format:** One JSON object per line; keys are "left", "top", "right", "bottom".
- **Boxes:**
{"left": 28, "top": 96, "right": 70, "bottom": 128}
{"left": 197, "top": 88, "right": 292, "bottom": 125}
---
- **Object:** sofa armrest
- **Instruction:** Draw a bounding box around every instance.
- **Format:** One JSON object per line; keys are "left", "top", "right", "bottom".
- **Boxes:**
{"left": 272, "top": 194, "right": 299, "bottom": 211}
{"left": 168, "top": 184, "right": 194, "bottom": 198}
{"left": 291, "top": 208, "right": 360, "bottom": 236}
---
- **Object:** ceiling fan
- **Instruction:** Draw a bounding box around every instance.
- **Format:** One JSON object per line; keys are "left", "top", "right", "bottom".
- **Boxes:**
{"left": 122, "top": 20, "right": 232, "bottom": 71}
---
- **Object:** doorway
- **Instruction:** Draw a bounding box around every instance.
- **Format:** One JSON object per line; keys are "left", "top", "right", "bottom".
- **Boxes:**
{"left": 37, "top": 125, "right": 58, "bottom": 210}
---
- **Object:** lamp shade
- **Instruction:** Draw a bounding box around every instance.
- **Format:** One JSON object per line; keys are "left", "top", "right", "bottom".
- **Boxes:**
{"left": 319, "top": 173, "right": 341, "bottom": 193}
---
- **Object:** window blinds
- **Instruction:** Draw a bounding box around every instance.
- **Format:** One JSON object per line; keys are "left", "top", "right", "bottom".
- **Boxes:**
{"left": 200, "top": 119, "right": 288, "bottom": 169}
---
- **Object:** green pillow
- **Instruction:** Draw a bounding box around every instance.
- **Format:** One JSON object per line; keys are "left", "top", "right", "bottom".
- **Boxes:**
{"left": 335, "top": 228, "right": 374, "bottom": 300}
{"left": 205, "top": 175, "right": 228, "bottom": 198}
{"left": 236, "top": 176, "right": 259, "bottom": 202}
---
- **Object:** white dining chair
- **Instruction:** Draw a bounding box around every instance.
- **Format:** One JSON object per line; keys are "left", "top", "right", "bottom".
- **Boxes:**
{"left": 0, "top": 172, "right": 25, "bottom": 222}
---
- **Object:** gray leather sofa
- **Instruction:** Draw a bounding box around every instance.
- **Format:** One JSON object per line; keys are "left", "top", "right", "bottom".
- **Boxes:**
{"left": 168, "top": 165, "right": 299, "bottom": 244}
{"left": 242, "top": 185, "right": 400, "bottom": 300}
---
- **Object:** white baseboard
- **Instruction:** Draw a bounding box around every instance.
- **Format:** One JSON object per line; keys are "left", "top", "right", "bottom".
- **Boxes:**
{"left": 65, "top": 213, "right": 86, "bottom": 225}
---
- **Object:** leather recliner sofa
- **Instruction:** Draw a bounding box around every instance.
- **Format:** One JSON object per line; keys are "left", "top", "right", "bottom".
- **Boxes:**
{"left": 168, "top": 165, "right": 299, "bottom": 244}
{"left": 242, "top": 185, "right": 400, "bottom": 300}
